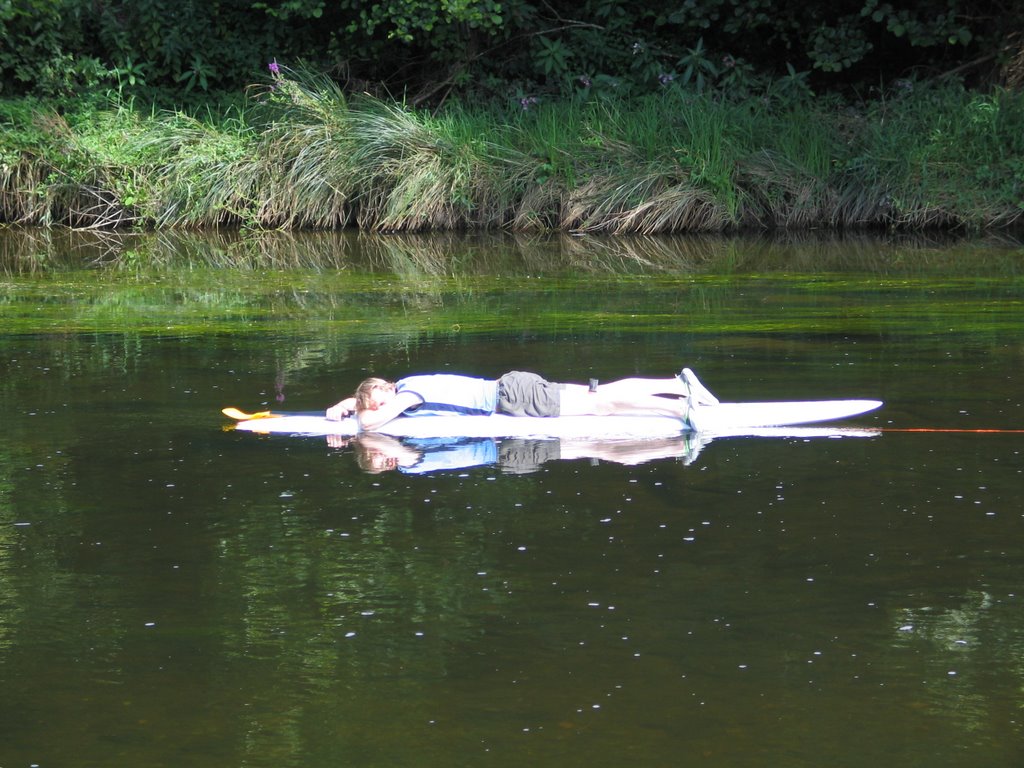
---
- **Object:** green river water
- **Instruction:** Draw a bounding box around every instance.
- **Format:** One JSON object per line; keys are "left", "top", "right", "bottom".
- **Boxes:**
{"left": 1, "top": 230, "right": 1023, "bottom": 767}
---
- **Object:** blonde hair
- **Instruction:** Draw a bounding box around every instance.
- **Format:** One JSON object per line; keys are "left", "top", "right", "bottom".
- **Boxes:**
{"left": 354, "top": 377, "right": 392, "bottom": 410}
{"left": 352, "top": 442, "right": 386, "bottom": 473}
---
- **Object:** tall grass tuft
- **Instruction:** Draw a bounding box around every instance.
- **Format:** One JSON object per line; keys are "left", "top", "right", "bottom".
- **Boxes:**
{"left": 350, "top": 99, "right": 544, "bottom": 232}
{"left": 133, "top": 109, "right": 261, "bottom": 228}
{"left": 256, "top": 70, "right": 357, "bottom": 228}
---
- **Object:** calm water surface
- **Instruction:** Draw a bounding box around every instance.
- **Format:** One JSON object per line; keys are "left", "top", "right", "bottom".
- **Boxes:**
{"left": 1, "top": 231, "right": 1023, "bottom": 767}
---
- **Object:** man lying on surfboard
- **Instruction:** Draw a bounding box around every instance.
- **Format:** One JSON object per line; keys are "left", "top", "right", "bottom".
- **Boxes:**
{"left": 326, "top": 369, "right": 719, "bottom": 431}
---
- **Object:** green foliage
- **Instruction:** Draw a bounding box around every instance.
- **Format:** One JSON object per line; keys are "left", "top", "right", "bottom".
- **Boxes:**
{"left": 534, "top": 37, "right": 572, "bottom": 79}
{"left": 2, "top": 0, "right": 1020, "bottom": 105}
{"left": 769, "top": 63, "right": 816, "bottom": 103}
{"left": 253, "top": 0, "right": 326, "bottom": 20}
{"left": 0, "top": 98, "right": 52, "bottom": 156}
{"left": 176, "top": 55, "right": 218, "bottom": 93}
{"left": 111, "top": 57, "right": 148, "bottom": 89}
{"left": 85, "top": 0, "right": 281, "bottom": 96}
{"left": 3, "top": 69, "right": 1023, "bottom": 232}
{"left": 807, "top": 17, "right": 875, "bottom": 73}
{"left": 0, "top": 0, "right": 85, "bottom": 96}
{"left": 676, "top": 38, "right": 719, "bottom": 93}
{"left": 861, "top": 0, "right": 973, "bottom": 47}
{"left": 338, "top": 0, "right": 504, "bottom": 42}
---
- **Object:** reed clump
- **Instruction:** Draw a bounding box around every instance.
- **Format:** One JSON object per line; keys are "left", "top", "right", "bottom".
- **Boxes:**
{"left": 1, "top": 71, "right": 1022, "bottom": 233}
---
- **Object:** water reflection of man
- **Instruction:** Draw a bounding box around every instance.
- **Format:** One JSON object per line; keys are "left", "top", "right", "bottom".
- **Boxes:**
{"left": 329, "top": 432, "right": 706, "bottom": 474}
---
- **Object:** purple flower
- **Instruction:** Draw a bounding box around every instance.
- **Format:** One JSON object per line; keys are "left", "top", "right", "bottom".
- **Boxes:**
{"left": 658, "top": 73, "right": 675, "bottom": 86}
{"left": 520, "top": 96, "right": 539, "bottom": 110}
{"left": 578, "top": 75, "right": 592, "bottom": 89}
{"left": 268, "top": 59, "right": 280, "bottom": 76}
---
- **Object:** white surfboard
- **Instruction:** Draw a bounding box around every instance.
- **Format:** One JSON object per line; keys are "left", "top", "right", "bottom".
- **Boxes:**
{"left": 686, "top": 399, "right": 883, "bottom": 432}
{"left": 228, "top": 399, "right": 882, "bottom": 439}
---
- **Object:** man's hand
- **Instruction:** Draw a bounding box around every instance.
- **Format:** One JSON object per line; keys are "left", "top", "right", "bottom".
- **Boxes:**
{"left": 326, "top": 396, "right": 357, "bottom": 421}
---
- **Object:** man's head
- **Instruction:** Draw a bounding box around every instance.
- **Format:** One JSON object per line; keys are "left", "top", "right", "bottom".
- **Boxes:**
{"left": 355, "top": 377, "right": 396, "bottom": 411}
{"left": 351, "top": 433, "right": 408, "bottom": 473}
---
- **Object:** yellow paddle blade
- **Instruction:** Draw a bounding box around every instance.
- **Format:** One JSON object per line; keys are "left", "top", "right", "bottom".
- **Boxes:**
{"left": 221, "top": 407, "right": 280, "bottom": 421}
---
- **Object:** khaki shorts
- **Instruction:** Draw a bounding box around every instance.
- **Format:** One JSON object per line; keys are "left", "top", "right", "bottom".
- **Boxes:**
{"left": 496, "top": 371, "right": 563, "bottom": 417}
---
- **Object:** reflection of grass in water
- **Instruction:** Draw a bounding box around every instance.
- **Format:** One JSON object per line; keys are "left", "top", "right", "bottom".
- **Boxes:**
{"left": 2, "top": 230, "right": 1022, "bottom": 349}
{"left": 3, "top": 228, "right": 1023, "bottom": 276}
{"left": 3, "top": 270, "right": 1021, "bottom": 343}
{"left": 890, "top": 590, "right": 1019, "bottom": 732}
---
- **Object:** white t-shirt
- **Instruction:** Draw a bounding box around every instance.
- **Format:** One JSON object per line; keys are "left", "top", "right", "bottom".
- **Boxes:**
{"left": 396, "top": 375, "right": 498, "bottom": 416}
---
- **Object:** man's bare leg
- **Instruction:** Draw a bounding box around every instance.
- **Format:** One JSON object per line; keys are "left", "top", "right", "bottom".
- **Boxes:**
{"left": 560, "top": 379, "right": 692, "bottom": 418}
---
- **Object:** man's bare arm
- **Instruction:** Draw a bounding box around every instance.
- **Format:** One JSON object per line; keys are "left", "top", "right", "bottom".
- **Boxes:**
{"left": 326, "top": 396, "right": 357, "bottom": 421}
{"left": 357, "top": 391, "right": 422, "bottom": 430}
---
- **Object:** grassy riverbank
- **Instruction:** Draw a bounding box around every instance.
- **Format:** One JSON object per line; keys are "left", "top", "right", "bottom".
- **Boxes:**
{"left": 2, "top": 70, "right": 1023, "bottom": 234}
